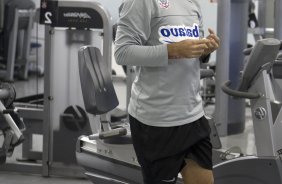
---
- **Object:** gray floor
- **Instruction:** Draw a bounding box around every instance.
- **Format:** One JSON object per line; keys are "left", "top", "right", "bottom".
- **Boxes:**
{"left": 0, "top": 173, "right": 91, "bottom": 184}
{"left": 0, "top": 76, "right": 257, "bottom": 184}
{"left": 0, "top": 76, "right": 91, "bottom": 184}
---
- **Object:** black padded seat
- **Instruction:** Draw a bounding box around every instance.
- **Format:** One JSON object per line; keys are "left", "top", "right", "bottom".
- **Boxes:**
{"left": 78, "top": 46, "right": 132, "bottom": 144}
{"left": 78, "top": 46, "right": 119, "bottom": 115}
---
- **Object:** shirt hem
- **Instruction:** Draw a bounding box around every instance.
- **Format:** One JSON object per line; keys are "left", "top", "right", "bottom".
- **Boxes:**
{"left": 128, "top": 110, "right": 205, "bottom": 127}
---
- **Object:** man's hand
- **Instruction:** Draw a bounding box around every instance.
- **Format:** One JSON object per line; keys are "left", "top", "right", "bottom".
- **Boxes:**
{"left": 202, "top": 28, "right": 220, "bottom": 56}
{"left": 167, "top": 39, "right": 210, "bottom": 59}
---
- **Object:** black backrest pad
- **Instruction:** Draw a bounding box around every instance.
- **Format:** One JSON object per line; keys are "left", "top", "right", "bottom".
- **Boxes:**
{"left": 78, "top": 46, "right": 119, "bottom": 115}
{"left": 238, "top": 38, "right": 281, "bottom": 91}
{"left": 273, "top": 60, "right": 282, "bottom": 79}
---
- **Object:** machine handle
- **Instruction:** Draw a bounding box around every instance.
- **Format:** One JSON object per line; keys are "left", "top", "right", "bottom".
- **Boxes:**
{"left": 200, "top": 69, "right": 214, "bottom": 79}
{"left": 89, "top": 127, "right": 127, "bottom": 140}
{"left": 243, "top": 47, "right": 253, "bottom": 55}
{"left": 3, "top": 109, "right": 18, "bottom": 114}
{"left": 221, "top": 81, "right": 261, "bottom": 99}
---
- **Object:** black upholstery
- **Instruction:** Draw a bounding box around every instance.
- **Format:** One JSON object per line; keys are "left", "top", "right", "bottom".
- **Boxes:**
{"left": 273, "top": 60, "right": 282, "bottom": 79}
{"left": 78, "top": 46, "right": 119, "bottom": 115}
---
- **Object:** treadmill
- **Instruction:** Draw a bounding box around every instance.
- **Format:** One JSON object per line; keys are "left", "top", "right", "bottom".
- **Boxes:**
{"left": 72, "top": 0, "right": 184, "bottom": 183}
{"left": 74, "top": 0, "right": 221, "bottom": 183}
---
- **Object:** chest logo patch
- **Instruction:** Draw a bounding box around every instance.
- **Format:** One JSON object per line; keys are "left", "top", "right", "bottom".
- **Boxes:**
{"left": 159, "top": 23, "right": 200, "bottom": 44}
{"left": 159, "top": 0, "right": 170, "bottom": 9}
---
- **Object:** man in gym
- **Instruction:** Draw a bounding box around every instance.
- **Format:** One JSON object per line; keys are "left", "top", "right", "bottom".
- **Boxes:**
{"left": 115, "top": 0, "right": 220, "bottom": 183}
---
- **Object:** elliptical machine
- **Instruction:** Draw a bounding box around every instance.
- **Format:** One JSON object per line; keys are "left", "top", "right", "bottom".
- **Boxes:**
{"left": 214, "top": 38, "right": 282, "bottom": 183}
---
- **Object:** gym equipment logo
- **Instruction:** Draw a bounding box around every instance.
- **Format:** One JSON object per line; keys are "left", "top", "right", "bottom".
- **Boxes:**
{"left": 63, "top": 12, "right": 91, "bottom": 19}
{"left": 159, "top": 0, "right": 170, "bottom": 9}
{"left": 159, "top": 23, "right": 200, "bottom": 44}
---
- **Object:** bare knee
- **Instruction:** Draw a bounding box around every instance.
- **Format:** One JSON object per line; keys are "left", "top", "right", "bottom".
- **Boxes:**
{"left": 181, "top": 159, "right": 214, "bottom": 184}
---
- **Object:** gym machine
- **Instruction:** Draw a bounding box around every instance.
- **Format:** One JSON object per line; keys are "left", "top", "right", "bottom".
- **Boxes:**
{"left": 0, "top": 0, "right": 36, "bottom": 81}
{"left": 0, "top": 83, "right": 25, "bottom": 164}
{"left": 214, "top": 38, "right": 282, "bottom": 183}
{"left": 0, "top": 0, "right": 125, "bottom": 178}
{"left": 41, "top": 0, "right": 124, "bottom": 177}
{"left": 215, "top": 0, "right": 282, "bottom": 136}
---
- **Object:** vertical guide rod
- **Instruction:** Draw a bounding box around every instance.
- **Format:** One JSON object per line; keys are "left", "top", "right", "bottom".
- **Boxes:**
{"left": 215, "top": 0, "right": 231, "bottom": 136}
{"left": 274, "top": 0, "right": 282, "bottom": 39}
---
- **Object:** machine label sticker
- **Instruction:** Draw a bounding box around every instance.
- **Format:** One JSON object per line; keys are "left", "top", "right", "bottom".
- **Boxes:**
{"left": 159, "top": 0, "right": 170, "bottom": 9}
{"left": 58, "top": 7, "right": 103, "bottom": 29}
{"left": 159, "top": 23, "right": 200, "bottom": 44}
{"left": 40, "top": 0, "right": 58, "bottom": 26}
{"left": 63, "top": 12, "right": 91, "bottom": 19}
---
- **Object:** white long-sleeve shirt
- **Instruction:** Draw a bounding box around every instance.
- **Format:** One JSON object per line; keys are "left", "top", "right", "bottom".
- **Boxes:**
{"left": 115, "top": 0, "right": 206, "bottom": 127}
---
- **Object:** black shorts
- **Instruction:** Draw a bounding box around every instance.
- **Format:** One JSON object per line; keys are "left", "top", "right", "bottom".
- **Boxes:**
{"left": 129, "top": 115, "right": 212, "bottom": 184}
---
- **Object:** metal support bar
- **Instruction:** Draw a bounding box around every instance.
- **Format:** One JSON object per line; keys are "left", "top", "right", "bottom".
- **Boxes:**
{"left": 0, "top": 9, "right": 35, "bottom": 81}
{"left": 4, "top": 9, "right": 19, "bottom": 81}
{"left": 215, "top": 0, "right": 231, "bottom": 136}
{"left": 274, "top": 0, "right": 282, "bottom": 39}
{"left": 215, "top": 0, "right": 249, "bottom": 136}
{"left": 0, "top": 0, "right": 3, "bottom": 32}
{"left": 257, "top": 0, "right": 266, "bottom": 31}
{"left": 20, "top": 10, "right": 35, "bottom": 79}
{"left": 42, "top": 25, "right": 52, "bottom": 177}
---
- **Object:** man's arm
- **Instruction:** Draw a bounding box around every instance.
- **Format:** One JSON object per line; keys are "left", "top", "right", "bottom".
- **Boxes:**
{"left": 115, "top": 0, "right": 214, "bottom": 67}
{"left": 115, "top": 0, "right": 169, "bottom": 67}
{"left": 167, "top": 39, "right": 209, "bottom": 59}
{"left": 200, "top": 29, "right": 220, "bottom": 62}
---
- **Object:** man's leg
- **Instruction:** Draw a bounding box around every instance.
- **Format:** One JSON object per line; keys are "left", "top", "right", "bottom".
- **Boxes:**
{"left": 181, "top": 159, "right": 214, "bottom": 184}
